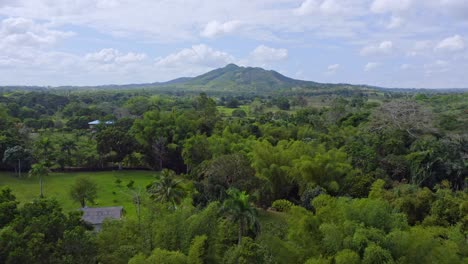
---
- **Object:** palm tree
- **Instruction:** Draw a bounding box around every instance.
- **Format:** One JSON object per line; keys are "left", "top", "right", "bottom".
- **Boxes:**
{"left": 147, "top": 169, "right": 185, "bottom": 209}
{"left": 29, "top": 162, "right": 49, "bottom": 198}
{"left": 221, "top": 188, "right": 260, "bottom": 246}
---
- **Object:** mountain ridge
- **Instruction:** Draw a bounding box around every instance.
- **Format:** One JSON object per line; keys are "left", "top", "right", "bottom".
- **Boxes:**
{"left": 152, "top": 63, "right": 372, "bottom": 93}
{"left": 2, "top": 64, "right": 466, "bottom": 93}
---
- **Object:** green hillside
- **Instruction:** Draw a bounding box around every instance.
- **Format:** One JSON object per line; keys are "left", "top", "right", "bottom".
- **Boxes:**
{"left": 176, "top": 64, "right": 314, "bottom": 92}
{"left": 166, "top": 63, "right": 372, "bottom": 93}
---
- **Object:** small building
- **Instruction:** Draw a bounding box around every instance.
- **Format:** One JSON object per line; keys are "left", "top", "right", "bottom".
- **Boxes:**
{"left": 81, "top": 206, "right": 123, "bottom": 231}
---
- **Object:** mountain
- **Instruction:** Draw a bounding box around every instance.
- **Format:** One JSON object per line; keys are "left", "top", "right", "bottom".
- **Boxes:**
{"left": 0, "top": 64, "right": 378, "bottom": 94}
{"left": 155, "top": 64, "right": 378, "bottom": 94}
{"left": 171, "top": 63, "right": 315, "bottom": 92}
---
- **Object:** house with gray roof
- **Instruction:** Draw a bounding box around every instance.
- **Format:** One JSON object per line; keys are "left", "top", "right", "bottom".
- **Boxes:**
{"left": 81, "top": 206, "right": 123, "bottom": 231}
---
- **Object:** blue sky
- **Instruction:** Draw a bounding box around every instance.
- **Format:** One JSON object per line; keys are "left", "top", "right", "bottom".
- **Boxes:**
{"left": 0, "top": 0, "right": 467, "bottom": 88}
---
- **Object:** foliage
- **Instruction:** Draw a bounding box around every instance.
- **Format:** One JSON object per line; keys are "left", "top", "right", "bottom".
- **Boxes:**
{"left": 221, "top": 188, "right": 260, "bottom": 246}
{"left": 0, "top": 198, "right": 96, "bottom": 264}
{"left": 194, "top": 153, "right": 259, "bottom": 205}
{"left": 147, "top": 169, "right": 186, "bottom": 209}
{"left": 28, "top": 162, "right": 49, "bottom": 198}
{"left": 271, "top": 199, "right": 293, "bottom": 212}
{"left": 0, "top": 89, "right": 467, "bottom": 264}
{"left": 70, "top": 176, "right": 98, "bottom": 208}
{"left": 187, "top": 235, "right": 207, "bottom": 264}
{"left": 3, "top": 145, "right": 32, "bottom": 176}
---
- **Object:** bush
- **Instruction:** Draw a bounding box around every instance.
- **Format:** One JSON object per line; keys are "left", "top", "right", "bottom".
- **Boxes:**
{"left": 115, "top": 178, "right": 122, "bottom": 186}
{"left": 301, "top": 186, "right": 327, "bottom": 211}
{"left": 271, "top": 199, "right": 293, "bottom": 212}
{"left": 126, "top": 180, "right": 135, "bottom": 189}
{"left": 232, "top": 109, "right": 247, "bottom": 118}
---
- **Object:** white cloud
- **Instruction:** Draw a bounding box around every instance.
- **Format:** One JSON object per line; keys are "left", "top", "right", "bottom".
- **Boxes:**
{"left": 435, "top": 35, "right": 465, "bottom": 52}
{"left": 370, "top": 0, "right": 412, "bottom": 13}
{"left": 115, "top": 52, "right": 147, "bottom": 63}
{"left": 0, "top": 17, "right": 73, "bottom": 49}
{"left": 360, "top": 41, "right": 393, "bottom": 56}
{"left": 326, "top": 63, "right": 340, "bottom": 74}
{"left": 200, "top": 20, "right": 241, "bottom": 38}
{"left": 249, "top": 45, "right": 288, "bottom": 65}
{"left": 155, "top": 44, "right": 234, "bottom": 69}
{"left": 85, "top": 48, "right": 147, "bottom": 64}
{"left": 364, "top": 62, "right": 380, "bottom": 71}
{"left": 294, "top": 0, "right": 360, "bottom": 16}
{"left": 0, "top": 1, "right": 468, "bottom": 88}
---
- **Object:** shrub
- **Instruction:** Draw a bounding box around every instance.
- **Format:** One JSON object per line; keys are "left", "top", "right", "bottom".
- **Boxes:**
{"left": 271, "top": 199, "right": 293, "bottom": 212}
{"left": 115, "top": 178, "right": 122, "bottom": 186}
{"left": 126, "top": 180, "right": 135, "bottom": 189}
{"left": 232, "top": 109, "right": 247, "bottom": 118}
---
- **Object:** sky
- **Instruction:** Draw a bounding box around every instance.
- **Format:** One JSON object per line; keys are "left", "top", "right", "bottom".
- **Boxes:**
{"left": 0, "top": 0, "right": 467, "bottom": 88}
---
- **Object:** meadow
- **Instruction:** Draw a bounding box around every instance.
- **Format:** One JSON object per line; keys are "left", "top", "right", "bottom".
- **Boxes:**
{"left": 0, "top": 170, "right": 157, "bottom": 218}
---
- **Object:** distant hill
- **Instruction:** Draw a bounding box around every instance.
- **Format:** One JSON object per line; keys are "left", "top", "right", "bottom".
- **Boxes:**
{"left": 2, "top": 64, "right": 466, "bottom": 94}
{"left": 170, "top": 63, "right": 318, "bottom": 92}
{"left": 158, "top": 64, "right": 376, "bottom": 93}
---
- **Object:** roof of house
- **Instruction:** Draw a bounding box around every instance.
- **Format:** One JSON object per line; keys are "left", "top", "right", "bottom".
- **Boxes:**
{"left": 81, "top": 206, "right": 123, "bottom": 225}
{"left": 88, "top": 120, "right": 115, "bottom": 125}
{"left": 88, "top": 120, "right": 100, "bottom": 125}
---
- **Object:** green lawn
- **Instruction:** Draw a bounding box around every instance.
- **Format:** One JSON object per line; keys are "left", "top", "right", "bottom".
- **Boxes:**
{"left": 0, "top": 170, "right": 157, "bottom": 218}
{"left": 217, "top": 105, "right": 250, "bottom": 116}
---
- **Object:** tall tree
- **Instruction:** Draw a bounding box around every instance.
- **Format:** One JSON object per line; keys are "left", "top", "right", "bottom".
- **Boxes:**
{"left": 221, "top": 188, "right": 259, "bottom": 246}
{"left": 195, "top": 153, "right": 258, "bottom": 205}
{"left": 369, "top": 100, "right": 434, "bottom": 138}
{"left": 34, "top": 136, "right": 54, "bottom": 167}
{"left": 3, "top": 145, "right": 32, "bottom": 177}
{"left": 152, "top": 136, "right": 168, "bottom": 170}
{"left": 147, "top": 169, "right": 186, "bottom": 209}
{"left": 182, "top": 134, "right": 211, "bottom": 173}
{"left": 96, "top": 126, "right": 135, "bottom": 170}
{"left": 60, "top": 138, "right": 77, "bottom": 168}
{"left": 28, "top": 162, "right": 49, "bottom": 198}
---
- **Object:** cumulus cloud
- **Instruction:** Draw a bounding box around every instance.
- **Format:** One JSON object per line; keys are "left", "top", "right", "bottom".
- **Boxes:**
{"left": 200, "top": 20, "right": 241, "bottom": 38}
{"left": 435, "top": 35, "right": 465, "bottom": 52}
{"left": 248, "top": 45, "right": 288, "bottom": 65}
{"left": 1, "top": 1, "right": 468, "bottom": 88}
{"left": 364, "top": 62, "right": 380, "bottom": 71}
{"left": 360, "top": 41, "right": 393, "bottom": 56}
{"left": 85, "top": 48, "right": 147, "bottom": 64}
{"left": 370, "top": 0, "right": 412, "bottom": 13}
{"left": 294, "top": 0, "right": 358, "bottom": 16}
{"left": 155, "top": 44, "right": 234, "bottom": 69}
{"left": 0, "top": 17, "right": 74, "bottom": 49}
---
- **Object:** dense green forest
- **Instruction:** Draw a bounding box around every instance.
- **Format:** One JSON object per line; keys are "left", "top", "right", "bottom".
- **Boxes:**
{"left": 0, "top": 88, "right": 467, "bottom": 263}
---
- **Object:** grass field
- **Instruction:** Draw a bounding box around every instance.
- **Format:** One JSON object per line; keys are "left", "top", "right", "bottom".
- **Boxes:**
{"left": 217, "top": 105, "right": 250, "bottom": 116}
{"left": 0, "top": 170, "right": 158, "bottom": 218}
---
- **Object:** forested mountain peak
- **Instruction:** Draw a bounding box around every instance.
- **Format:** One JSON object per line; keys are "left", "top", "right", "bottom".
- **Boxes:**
{"left": 170, "top": 63, "right": 320, "bottom": 92}
{"left": 154, "top": 63, "right": 377, "bottom": 94}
